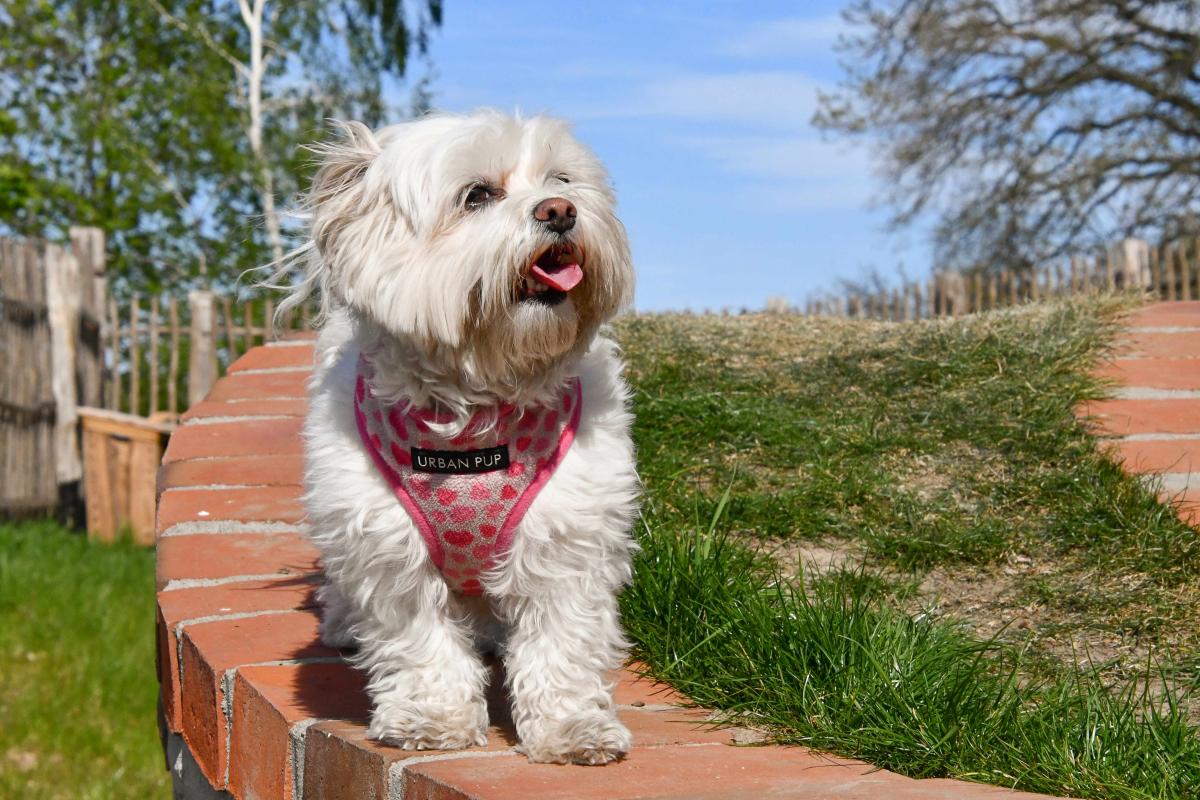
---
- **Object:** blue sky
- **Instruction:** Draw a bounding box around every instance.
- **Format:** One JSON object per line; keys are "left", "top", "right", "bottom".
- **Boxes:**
{"left": 414, "top": 1, "right": 931, "bottom": 312}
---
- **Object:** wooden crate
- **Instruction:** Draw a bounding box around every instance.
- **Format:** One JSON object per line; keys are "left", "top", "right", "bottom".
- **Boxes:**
{"left": 78, "top": 407, "right": 175, "bottom": 545}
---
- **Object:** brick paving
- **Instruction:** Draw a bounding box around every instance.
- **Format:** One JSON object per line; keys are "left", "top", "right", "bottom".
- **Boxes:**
{"left": 156, "top": 339, "right": 1063, "bottom": 799}
{"left": 1085, "top": 301, "right": 1200, "bottom": 525}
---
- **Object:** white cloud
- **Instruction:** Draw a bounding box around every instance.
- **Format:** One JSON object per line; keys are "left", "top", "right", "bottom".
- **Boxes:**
{"left": 720, "top": 14, "right": 848, "bottom": 58}
{"left": 687, "top": 135, "right": 865, "bottom": 178}
{"left": 684, "top": 135, "right": 877, "bottom": 210}
{"left": 584, "top": 70, "right": 831, "bottom": 130}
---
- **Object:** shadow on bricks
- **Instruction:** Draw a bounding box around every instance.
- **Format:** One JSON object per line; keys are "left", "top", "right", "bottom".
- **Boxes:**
{"left": 288, "top": 651, "right": 523, "bottom": 747}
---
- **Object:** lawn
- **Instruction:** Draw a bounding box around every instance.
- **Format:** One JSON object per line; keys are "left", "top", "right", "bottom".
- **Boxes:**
{"left": 618, "top": 295, "right": 1200, "bottom": 799}
{"left": 2, "top": 294, "right": 1198, "bottom": 799}
{"left": 0, "top": 521, "right": 169, "bottom": 800}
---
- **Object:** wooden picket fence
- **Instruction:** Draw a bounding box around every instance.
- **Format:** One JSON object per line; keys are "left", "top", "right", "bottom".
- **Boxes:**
{"left": 106, "top": 290, "right": 311, "bottom": 417}
{"left": 0, "top": 226, "right": 307, "bottom": 521}
{"left": 800, "top": 238, "right": 1198, "bottom": 319}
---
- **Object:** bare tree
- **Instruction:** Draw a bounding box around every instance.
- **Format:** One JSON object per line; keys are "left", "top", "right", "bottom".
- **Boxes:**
{"left": 815, "top": 0, "right": 1200, "bottom": 274}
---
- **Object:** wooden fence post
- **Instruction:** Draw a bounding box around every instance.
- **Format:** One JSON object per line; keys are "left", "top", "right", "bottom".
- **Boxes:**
{"left": 222, "top": 296, "right": 236, "bottom": 362}
{"left": 1190, "top": 236, "right": 1200, "bottom": 302}
{"left": 1180, "top": 242, "right": 1193, "bottom": 302}
{"left": 168, "top": 296, "right": 180, "bottom": 413}
{"left": 128, "top": 294, "right": 140, "bottom": 416}
{"left": 107, "top": 297, "right": 120, "bottom": 409}
{"left": 242, "top": 299, "right": 254, "bottom": 353}
{"left": 1167, "top": 244, "right": 1178, "bottom": 301}
{"left": 1149, "top": 246, "right": 1161, "bottom": 298}
{"left": 44, "top": 243, "right": 83, "bottom": 498}
{"left": 264, "top": 297, "right": 274, "bottom": 341}
{"left": 69, "top": 227, "right": 106, "bottom": 412}
{"left": 149, "top": 295, "right": 160, "bottom": 415}
{"left": 188, "top": 290, "right": 217, "bottom": 406}
{"left": 0, "top": 237, "right": 57, "bottom": 515}
{"left": 1117, "top": 238, "right": 1150, "bottom": 290}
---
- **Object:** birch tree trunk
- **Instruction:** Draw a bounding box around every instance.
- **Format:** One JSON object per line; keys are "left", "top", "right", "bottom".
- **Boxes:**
{"left": 238, "top": 0, "right": 284, "bottom": 264}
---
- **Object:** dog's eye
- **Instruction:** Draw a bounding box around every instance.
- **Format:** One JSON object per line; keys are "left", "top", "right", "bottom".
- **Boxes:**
{"left": 463, "top": 184, "right": 501, "bottom": 210}
{"left": 554, "top": 174, "right": 571, "bottom": 184}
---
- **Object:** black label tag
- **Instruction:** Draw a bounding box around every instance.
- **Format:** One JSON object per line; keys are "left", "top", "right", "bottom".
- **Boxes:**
{"left": 411, "top": 445, "right": 510, "bottom": 475}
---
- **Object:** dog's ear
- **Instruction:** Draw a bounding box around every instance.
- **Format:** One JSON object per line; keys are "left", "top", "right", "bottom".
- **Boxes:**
{"left": 264, "top": 121, "right": 382, "bottom": 328}
{"left": 306, "top": 120, "right": 382, "bottom": 259}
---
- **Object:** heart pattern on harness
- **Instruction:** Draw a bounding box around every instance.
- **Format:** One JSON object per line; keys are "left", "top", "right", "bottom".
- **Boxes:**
{"left": 354, "top": 360, "right": 582, "bottom": 597}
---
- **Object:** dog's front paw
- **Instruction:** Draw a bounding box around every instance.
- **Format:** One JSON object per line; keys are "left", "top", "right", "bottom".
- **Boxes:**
{"left": 368, "top": 699, "right": 488, "bottom": 751}
{"left": 521, "top": 709, "right": 631, "bottom": 765}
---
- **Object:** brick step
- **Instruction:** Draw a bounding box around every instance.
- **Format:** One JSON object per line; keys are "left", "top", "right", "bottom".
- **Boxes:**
{"left": 1124, "top": 300, "right": 1200, "bottom": 329}
{"left": 1080, "top": 398, "right": 1200, "bottom": 435}
{"left": 1106, "top": 438, "right": 1200, "bottom": 473}
{"left": 155, "top": 340, "right": 1061, "bottom": 799}
{"left": 1116, "top": 331, "right": 1200, "bottom": 358}
{"left": 1097, "top": 359, "right": 1200, "bottom": 390}
{"left": 1091, "top": 303, "right": 1200, "bottom": 531}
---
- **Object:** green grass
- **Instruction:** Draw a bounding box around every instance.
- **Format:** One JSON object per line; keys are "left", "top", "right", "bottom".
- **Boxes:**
{"left": 617, "top": 297, "right": 1200, "bottom": 654}
{"left": 623, "top": 517, "right": 1200, "bottom": 799}
{"left": 0, "top": 520, "right": 168, "bottom": 800}
{"left": 616, "top": 296, "right": 1200, "bottom": 799}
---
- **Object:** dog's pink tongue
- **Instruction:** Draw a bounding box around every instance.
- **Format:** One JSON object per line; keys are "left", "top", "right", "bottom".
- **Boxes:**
{"left": 531, "top": 263, "right": 583, "bottom": 292}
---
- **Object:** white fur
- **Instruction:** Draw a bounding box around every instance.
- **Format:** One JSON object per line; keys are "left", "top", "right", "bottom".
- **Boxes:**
{"left": 285, "top": 111, "right": 640, "bottom": 765}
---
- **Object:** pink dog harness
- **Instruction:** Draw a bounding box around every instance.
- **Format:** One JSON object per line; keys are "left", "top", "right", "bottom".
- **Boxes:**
{"left": 353, "top": 360, "right": 582, "bottom": 595}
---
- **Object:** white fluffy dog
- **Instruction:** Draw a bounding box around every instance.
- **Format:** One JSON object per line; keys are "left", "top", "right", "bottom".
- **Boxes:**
{"left": 277, "top": 110, "right": 640, "bottom": 765}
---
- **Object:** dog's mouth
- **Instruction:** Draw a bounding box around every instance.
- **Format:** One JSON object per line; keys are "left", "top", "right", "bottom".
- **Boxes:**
{"left": 518, "top": 243, "right": 584, "bottom": 306}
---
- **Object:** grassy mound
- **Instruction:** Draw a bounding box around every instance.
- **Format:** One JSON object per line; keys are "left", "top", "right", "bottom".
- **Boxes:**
{"left": 618, "top": 297, "right": 1200, "bottom": 799}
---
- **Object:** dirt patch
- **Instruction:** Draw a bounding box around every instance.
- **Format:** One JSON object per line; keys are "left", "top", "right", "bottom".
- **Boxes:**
{"left": 887, "top": 443, "right": 1009, "bottom": 513}
{"left": 5, "top": 748, "right": 39, "bottom": 772}
{"left": 753, "top": 536, "right": 863, "bottom": 577}
{"left": 764, "top": 540, "right": 1199, "bottom": 712}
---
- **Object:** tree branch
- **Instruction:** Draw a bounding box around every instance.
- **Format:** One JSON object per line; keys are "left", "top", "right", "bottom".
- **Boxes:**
{"left": 145, "top": 0, "right": 248, "bottom": 79}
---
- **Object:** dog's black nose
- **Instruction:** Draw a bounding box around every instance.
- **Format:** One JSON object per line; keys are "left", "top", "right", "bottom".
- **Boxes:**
{"left": 533, "top": 197, "right": 576, "bottom": 233}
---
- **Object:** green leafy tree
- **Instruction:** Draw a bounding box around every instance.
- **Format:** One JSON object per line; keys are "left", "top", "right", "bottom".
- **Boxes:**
{"left": 1, "top": 1, "right": 249, "bottom": 291}
{"left": 0, "top": 0, "right": 442, "bottom": 292}
{"left": 815, "top": 0, "right": 1200, "bottom": 274}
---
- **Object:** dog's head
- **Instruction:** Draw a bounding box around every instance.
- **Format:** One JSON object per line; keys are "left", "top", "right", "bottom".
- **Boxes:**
{"left": 300, "top": 111, "right": 634, "bottom": 385}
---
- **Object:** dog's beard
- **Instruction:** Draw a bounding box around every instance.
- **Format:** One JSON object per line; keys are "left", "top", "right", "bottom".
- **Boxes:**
{"left": 465, "top": 286, "right": 586, "bottom": 386}
{"left": 449, "top": 251, "right": 603, "bottom": 398}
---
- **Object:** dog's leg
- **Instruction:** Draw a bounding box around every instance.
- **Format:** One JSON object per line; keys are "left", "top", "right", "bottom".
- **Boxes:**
{"left": 501, "top": 582, "right": 631, "bottom": 765}
{"left": 358, "top": 594, "right": 490, "bottom": 751}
